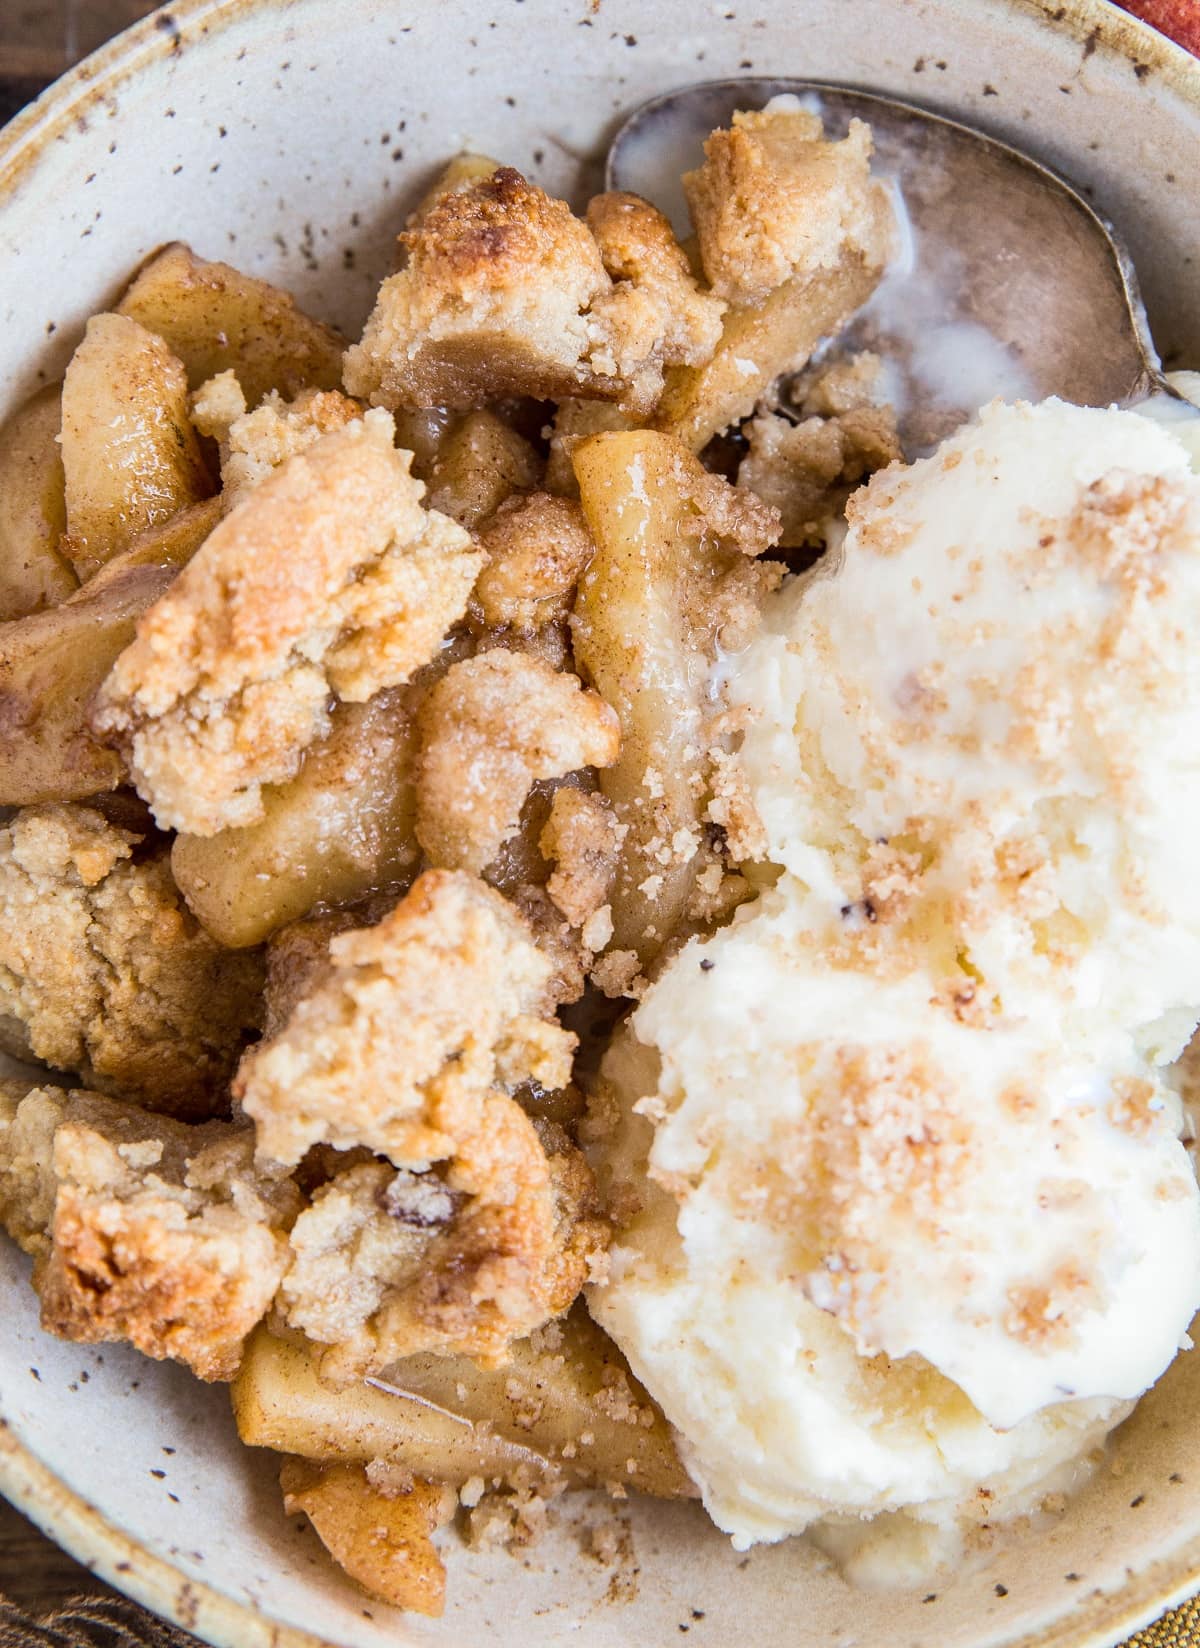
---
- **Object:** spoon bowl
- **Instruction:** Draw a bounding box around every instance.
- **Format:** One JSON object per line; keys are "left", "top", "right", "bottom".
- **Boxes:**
{"left": 608, "top": 79, "right": 1172, "bottom": 449}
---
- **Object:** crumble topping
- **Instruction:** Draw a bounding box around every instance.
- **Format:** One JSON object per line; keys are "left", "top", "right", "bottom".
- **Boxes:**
{"left": 414, "top": 650, "right": 620, "bottom": 876}
{"left": 539, "top": 788, "right": 625, "bottom": 929}
{"left": 235, "top": 869, "right": 577, "bottom": 1166}
{"left": 344, "top": 167, "right": 722, "bottom": 417}
{"left": 279, "top": 1112, "right": 606, "bottom": 1376}
{"left": 740, "top": 402, "right": 901, "bottom": 547}
{"left": 93, "top": 412, "right": 481, "bottom": 835}
{"left": 584, "top": 191, "right": 725, "bottom": 416}
{"left": 684, "top": 107, "right": 888, "bottom": 307}
{"left": 191, "top": 372, "right": 364, "bottom": 510}
{"left": 7, "top": 83, "right": 1190, "bottom": 1617}
{"left": 0, "top": 804, "right": 263, "bottom": 1118}
{"left": 0, "top": 1084, "right": 297, "bottom": 1380}
{"left": 343, "top": 167, "right": 616, "bottom": 410}
{"left": 471, "top": 493, "right": 596, "bottom": 633}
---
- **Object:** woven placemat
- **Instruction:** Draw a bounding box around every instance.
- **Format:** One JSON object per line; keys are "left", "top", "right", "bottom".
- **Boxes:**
{"left": 1129, "top": 1596, "right": 1200, "bottom": 1648}
{"left": 2, "top": 1577, "right": 1200, "bottom": 1647}
{"left": 0, "top": 1595, "right": 197, "bottom": 1647}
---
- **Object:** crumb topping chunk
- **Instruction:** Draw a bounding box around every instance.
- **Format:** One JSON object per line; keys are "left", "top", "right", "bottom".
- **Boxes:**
{"left": 235, "top": 868, "right": 577, "bottom": 1167}
{"left": 684, "top": 107, "right": 888, "bottom": 307}
{"left": 0, "top": 1084, "right": 297, "bottom": 1380}
{"left": 93, "top": 411, "right": 482, "bottom": 836}
{"left": 278, "top": 1111, "right": 607, "bottom": 1376}
{"left": 0, "top": 804, "right": 263, "bottom": 1118}
{"left": 415, "top": 650, "right": 620, "bottom": 876}
{"left": 191, "top": 372, "right": 364, "bottom": 511}
{"left": 344, "top": 167, "right": 723, "bottom": 418}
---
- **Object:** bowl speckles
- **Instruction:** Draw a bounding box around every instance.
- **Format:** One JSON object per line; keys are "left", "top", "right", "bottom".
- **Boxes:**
{"left": 1, "top": 2, "right": 1199, "bottom": 1644}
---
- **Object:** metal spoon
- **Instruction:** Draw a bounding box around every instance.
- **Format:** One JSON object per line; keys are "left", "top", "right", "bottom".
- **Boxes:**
{"left": 607, "top": 79, "right": 1190, "bottom": 451}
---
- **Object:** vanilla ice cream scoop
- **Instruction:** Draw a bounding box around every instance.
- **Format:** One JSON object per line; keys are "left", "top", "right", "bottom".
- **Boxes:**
{"left": 728, "top": 399, "right": 1200, "bottom": 1058}
{"left": 589, "top": 900, "right": 1200, "bottom": 1546}
{"left": 590, "top": 962, "right": 1193, "bottom": 1549}
{"left": 587, "top": 398, "right": 1200, "bottom": 1563}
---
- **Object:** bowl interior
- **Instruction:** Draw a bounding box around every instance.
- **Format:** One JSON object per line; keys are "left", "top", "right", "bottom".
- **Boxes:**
{"left": 1, "top": 2, "right": 1199, "bottom": 1645}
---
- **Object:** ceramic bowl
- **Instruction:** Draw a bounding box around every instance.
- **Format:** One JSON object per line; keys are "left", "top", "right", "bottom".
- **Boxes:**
{"left": 1, "top": 2, "right": 1199, "bottom": 1644}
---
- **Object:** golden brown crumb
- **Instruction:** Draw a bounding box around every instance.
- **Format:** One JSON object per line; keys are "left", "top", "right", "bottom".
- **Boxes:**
{"left": 810, "top": 1045, "right": 973, "bottom": 1247}
{"left": 414, "top": 650, "right": 620, "bottom": 876}
{"left": 192, "top": 372, "right": 363, "bottom": 510}
{"left": 655, "top": 120, "right": 894, "bottom": 452}
{"left": 343, "top": 168, "right": 617, "bottom": 410}
{"left": 471, "top": 493, "right": 595, "bottom": 632}
{"left": 345, "top": 168, "right": 721, "bottom": 418}
{"left": 589, "top": 949, "right": 647, "bottom": 1001}
{"left": 792, "top": 349, "right": 890, "bottom": 416}
{"left": 93, "top": 412, "right": 481, "bottom": 836}
{"left": 584, "top": 192, "right": 725, "bottom": 416}
{"left": 464, "top": 1469, "right": 565, "bottom": 1552}
{"left": 279, "top": 1111, "right": 607, "bottom": 1375}
{"left": 1069, "top": 469, "right": 1193, "bottom": 599}
{"left": 858, "top": 839, "right": 925, "bottom": 926}
{"left": 684, "top": 108, "right": 889, "bottom": 306}
{"left": 1107, "top": 1074, "right": 1164, "bottom": 1138}
{"left": 409, "top": 153, "right": 503, "bottom": 225}
{"left": 0, "top": 805, "right": 263, "bottom": 1119}
{"left": 245, "top": 871, "right": 609, "bottom": 1371}
{"left": 678, "top": 460, "right": 783, "bottom": 562}
{"left": 726, "top": 1037, "right": 1113, "bottom": 1361}
{"left": 670, "top": 462, "right": 787, "bottom": 657}
{"left": 190, "top": 368, "right": 249, "bottom": 442}
{"left": 704, "top": 749, "right": 769, "bottom": 864}
{"left": 681, "top": 843, "right": 753, "bottom": 927}
{"left": 1004, "top": 1265, "right": 1100, "bottom": 1352}
{"left": 278, "top": 1158, "right": 457, "bottom": 1352}
{"left": 1, "top": 1085, "right": 297, "bottom": 1380}
{"left": 724, "top": 1041, "right": 976, "bottom": 1339}
{"left": 235, "top": 869, "right": 577, "bottom": 1167}
{"left": 539, "top": 789, "right": 625, "bottom": 929}
{"left": 505, "top": 881, "right": 592, "bottom": 1009}
{"left": 592, "top": 1362, "right": 659, "bottom": 1429}
{"left": 687, "top": 555, "right": 786, "bottom": 659}
{"left": 739, "top": 404, "right": 901, "bottom": 547}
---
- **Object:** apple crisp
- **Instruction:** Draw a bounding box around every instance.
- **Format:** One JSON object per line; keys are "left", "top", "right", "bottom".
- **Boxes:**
{"left": 0, "top": 99, "right": 907, "bottom": 1615}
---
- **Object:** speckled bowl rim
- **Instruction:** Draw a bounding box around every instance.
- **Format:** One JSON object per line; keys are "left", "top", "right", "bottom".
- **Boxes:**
{"left": 1, "top": 2, "right": 1200, "bottom": 1645}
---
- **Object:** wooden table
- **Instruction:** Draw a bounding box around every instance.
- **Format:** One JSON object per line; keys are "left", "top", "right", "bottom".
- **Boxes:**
{"left": 0, "top": 0, "right": 1198, "bottom": 1643}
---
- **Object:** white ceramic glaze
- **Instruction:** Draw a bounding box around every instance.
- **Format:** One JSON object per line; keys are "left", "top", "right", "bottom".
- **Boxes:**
{"left": 1, "top": 3, "right": 1199, "bottom": 1645}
